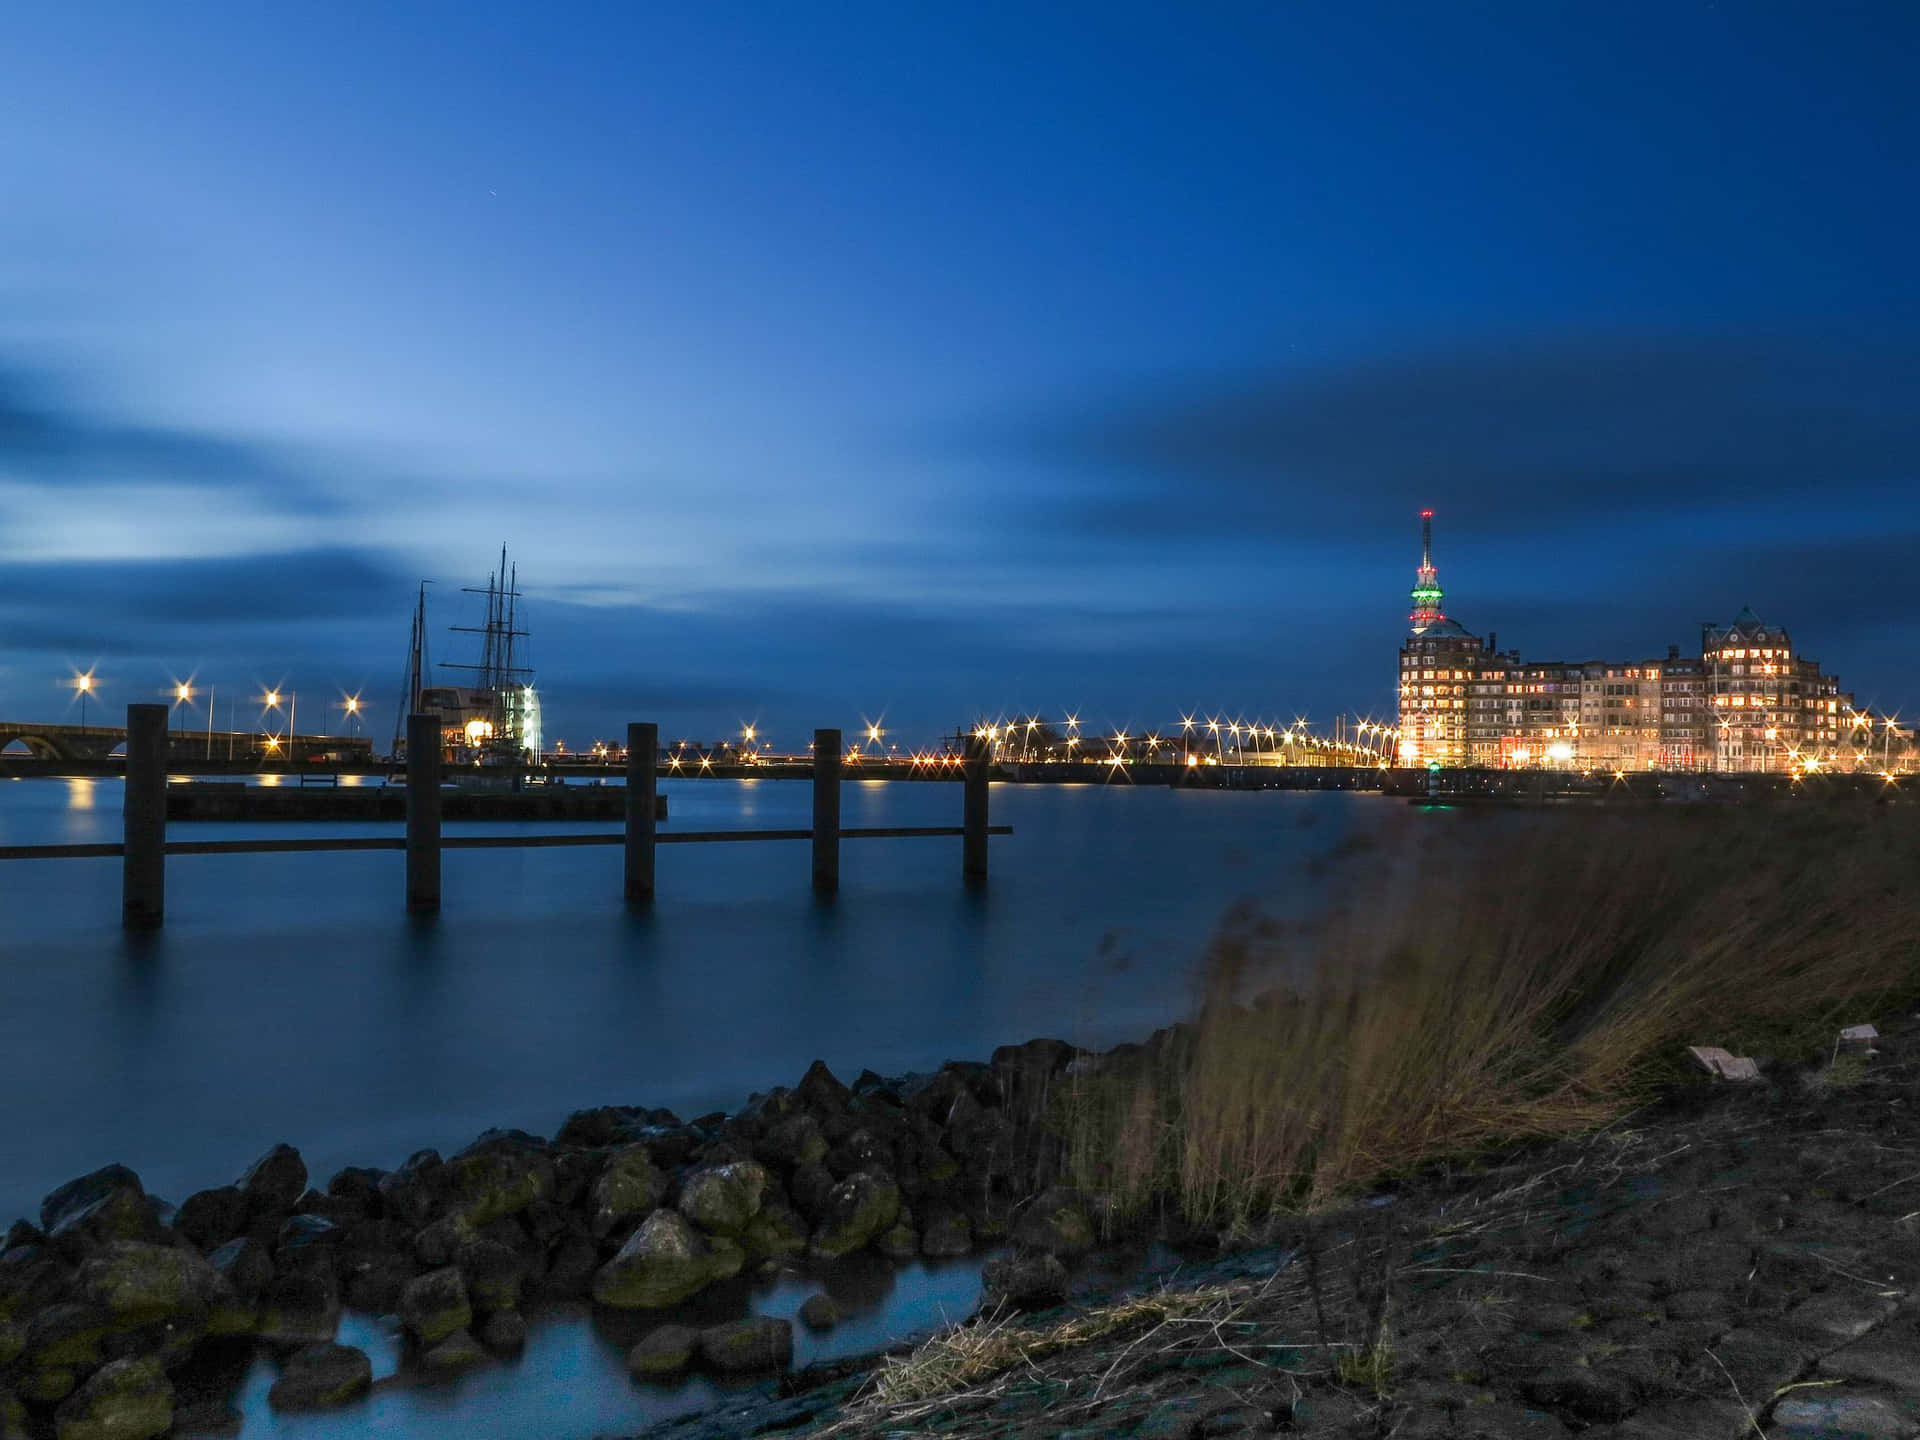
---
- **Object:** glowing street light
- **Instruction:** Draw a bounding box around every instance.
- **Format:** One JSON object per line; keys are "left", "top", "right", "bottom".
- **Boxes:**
{"left": 73, "top": 671, "right": 96, "bottom": 732}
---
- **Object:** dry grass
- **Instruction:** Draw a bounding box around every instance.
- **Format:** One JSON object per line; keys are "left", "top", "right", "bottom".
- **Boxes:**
{"left": 1063, "top": 801, "right": 1920, "bottom": 1230}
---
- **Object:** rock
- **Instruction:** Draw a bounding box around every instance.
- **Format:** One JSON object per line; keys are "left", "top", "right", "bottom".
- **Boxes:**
{"left": 76, "top": 1240, "right": 218, "bottom": 1328}
{"left": 678, "top": 1161, "right": 769, "bottom": 1237}
{"left": 206, "top": 1237, "right": 272, "bottom": 1298}
{"left": 808, "top": 1172, "right": 902, "bottom": 1260}
{"left": 376, "top": 1152, "right": 444, "bottom": 1230}
{"left": 26, "top": 1302, "right": 110, "bottom": 1370}
{"left": 238, "top": 1144, "right": 308, "bottom": 1216}
{"left": 441, "top": 1134, "right": 553, "bottom": 1227}
{"left": 325, "top": 1167, "right": 386, "bottom": 1213}
{"left": 627, "top": 1324, "right": 699, "bottom": 1377}
{"left": 1011, "top": 1187, "right": 1097, "bottom": 1256}
{"left": 53, "top": 1355, "right": 172, "bottom": 1440}
{"left": 788, "top": 1163, "right": 838, "bottom": 1222}
{"left": 398, "top": 1267, "right": 471, "bottom": 1345}
{"left": 796, "top": 1060, "right": 853, "bottom": 1113}
{"left": 798, "top": 1294, "right": 841, "bottom": 1331}
{"left": 757, "top": 1115, "right": 829, "bottom": 1169}
{"left": 458, "top": 1239, "right": 523, "bottom": 1313}
{"left": 741, "top": 1202, "right": 809, "bottom": 1262}
{"left": 39, "top": 1166, "right": 155, "bottom": 1249}
{"left": 254, "top": 1270, "right": 339, "bottom": 1346}
{"left": 19, "top": 1367, "right": 76, "bottom": 1405}
{"left": 1, "top": 1391, "right": 29, "bottom": 1439}
{"left": 535, "top": 1234, "right": 598, "bottom": 1301}
{"left": 0, "top": 1318, "right": 21, "bottom": 1367}
{"left": 420, "top": 1328, "right": 488, "bottom": 1372}
{"left": 173, "top": 1188, "right": 248, "bottom": 1252}
{"left": 981, "top": 1252, "right": 1068, "bottom": 1309}
{"left": 167, "top": 1399, "right": 243, "bottom": 1435}
{"left": 1522, "top": 1365, "right": 1635, "bottom": 1422}
{"left": 1771, "top": 1393, "right": 1913, "bottom": 1438}
{"left": 479, "top": 1310, "right": 526, "bottom": 1352}
{"left": 412, "top": 1215, "right": 478, "bottom": 1268}
{"left": 876, "top": 1224, "right": 918, "bottom": 1260}
{"left": 265, "top": 1343, "right": 371, "bottom": 1411}
{"left": 1, "top": 1243, "right": 71, "bottom": 1316}
{"left": 592, "top": 1210, "right": 743, "bottom": 1309}
{"left": 698, "top": 1316, "right": 793, "bottom": 1372}
{"left": 341, "top": 1248, "right": 416, "bottom": 1313}
{"left": 589, "top": 1146, "right": 664, "bottom": 1239}
{"left": 920, "top": 1211, "right": 971, "bottom": 1257}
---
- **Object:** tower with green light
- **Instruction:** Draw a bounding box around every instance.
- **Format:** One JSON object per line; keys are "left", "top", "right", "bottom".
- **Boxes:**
{"left": 1396, "top": 509, "right": 1487, "bottom": 767}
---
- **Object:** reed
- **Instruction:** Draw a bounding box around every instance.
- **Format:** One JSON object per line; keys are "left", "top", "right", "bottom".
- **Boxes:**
{"left": 1063, "top": 801, "right": 1920, "bottom": 1230}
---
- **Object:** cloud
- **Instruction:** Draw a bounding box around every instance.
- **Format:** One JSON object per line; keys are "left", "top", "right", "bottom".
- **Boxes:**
{"left": 995, "top": 333, "right": 1920, "bottom": 542}
{"left": 0, "top": 360, "right": 337, "bottom": 509}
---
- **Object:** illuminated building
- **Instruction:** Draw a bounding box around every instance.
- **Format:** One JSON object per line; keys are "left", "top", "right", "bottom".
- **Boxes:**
{"left": 1395, "top": 515, "right": 1858, "bottom": 774}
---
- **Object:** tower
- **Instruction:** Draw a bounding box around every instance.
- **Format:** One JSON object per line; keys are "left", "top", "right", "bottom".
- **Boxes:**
{"left": 1395, "top": 510, "right": 1484, "bottom": 766}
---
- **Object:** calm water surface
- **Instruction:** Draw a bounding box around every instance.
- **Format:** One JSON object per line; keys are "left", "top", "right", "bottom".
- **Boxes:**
{"left": 0, "top": 774, "right": 1400, "bottom": 1437}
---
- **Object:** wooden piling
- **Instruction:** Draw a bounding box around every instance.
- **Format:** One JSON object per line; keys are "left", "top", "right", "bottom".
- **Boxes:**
{"left": 406, "top": 713, "right": 441, "bottom": 913}
{"left": 122, "top": 703, "right": 167, "bottom": 929}
{"left": 963, "top": 735, "right": 990, "bottom": 886}
{"left": 812, "top": 727, "right": 841, "bottom": 894}
{"left": 625, "top": 721, "right": 657, "bottom": 904}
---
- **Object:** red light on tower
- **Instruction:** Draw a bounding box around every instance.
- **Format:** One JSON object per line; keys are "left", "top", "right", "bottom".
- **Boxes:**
{"left": 1420, "top": 509, "right": 1434, "bottom": 518}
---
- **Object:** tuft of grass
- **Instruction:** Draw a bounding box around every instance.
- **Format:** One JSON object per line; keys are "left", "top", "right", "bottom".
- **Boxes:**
{"left": 1060, "top": 803, "right": 1920, "bottom": 1230}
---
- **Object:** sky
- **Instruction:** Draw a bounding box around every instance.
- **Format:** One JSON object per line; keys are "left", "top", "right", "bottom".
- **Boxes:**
{"left": 2, "top": 3, "right": 1916, "bottom": 749}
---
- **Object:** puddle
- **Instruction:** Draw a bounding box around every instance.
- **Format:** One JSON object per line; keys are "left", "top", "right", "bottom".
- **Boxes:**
{"left": 185, "top": 1254, "right": 989, "bottom": 1439}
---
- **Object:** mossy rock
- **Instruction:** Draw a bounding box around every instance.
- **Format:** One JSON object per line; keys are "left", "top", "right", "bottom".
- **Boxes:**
{"left": 592, "top": 1211, "right": 742, "bottom": 1309}
{"left": 627, "top": 1324, "right": 698, "bottom": 1377}
{"left": 54, "top": 1356, "right": 172, "bottom": 1440}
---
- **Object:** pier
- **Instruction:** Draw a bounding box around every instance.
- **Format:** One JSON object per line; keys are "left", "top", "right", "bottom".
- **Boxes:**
{"left": 0, "top": 707, "right": 1013, "bottom": 928}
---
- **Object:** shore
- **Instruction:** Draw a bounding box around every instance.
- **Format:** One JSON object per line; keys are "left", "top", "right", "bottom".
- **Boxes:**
{"left": 3, "top": 1017, "right": 1915, "bottom": 1439}
{"left": 638, "top": 1018, "right": 1920, "bottom": 1440}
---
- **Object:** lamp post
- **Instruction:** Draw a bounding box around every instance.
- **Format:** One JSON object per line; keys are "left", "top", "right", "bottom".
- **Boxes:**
{"left": 172, "top": 681, "right": 192, "bottom": 736}
{"left": 262, "top": 689, "right": 283, "bottom": 762}
{"left": 75, "top": 672, "right": 94, "bottom": 732}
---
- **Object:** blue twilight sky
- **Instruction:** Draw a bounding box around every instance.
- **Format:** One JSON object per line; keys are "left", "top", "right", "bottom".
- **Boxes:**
{"left": 2, "top": 3, "right": 1916, "bottom": 748}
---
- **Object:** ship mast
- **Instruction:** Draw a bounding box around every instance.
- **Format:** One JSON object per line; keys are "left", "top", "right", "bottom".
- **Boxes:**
{"left": 446, "top": 544, "right": 533, "bottom": 755}
{"left": 393, "top": 580, "right": 431, "bottom": 758}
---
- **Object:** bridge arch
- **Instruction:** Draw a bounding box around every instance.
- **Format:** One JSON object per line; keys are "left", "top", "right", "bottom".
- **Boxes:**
{"left": 0, "top": 729, "right": 65, "bottom": 760}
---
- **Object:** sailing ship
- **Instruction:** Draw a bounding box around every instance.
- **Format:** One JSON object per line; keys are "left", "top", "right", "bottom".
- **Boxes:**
{"left": 393, "top": 547, "right": 543, "bottom": 765}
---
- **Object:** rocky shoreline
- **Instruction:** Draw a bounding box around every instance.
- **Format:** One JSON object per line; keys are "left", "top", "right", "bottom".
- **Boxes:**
{"left": 0, "top": 1036, "right": 1107, "bottom": 1439}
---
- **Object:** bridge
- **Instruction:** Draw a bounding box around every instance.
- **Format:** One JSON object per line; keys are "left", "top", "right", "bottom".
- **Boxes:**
{"left": 0, "top": 720, "right": 374, "bottom": 765}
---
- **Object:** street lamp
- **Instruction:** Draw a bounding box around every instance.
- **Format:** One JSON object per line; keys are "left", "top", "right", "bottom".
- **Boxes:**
{"left": 343, "top": 695, "right": 363, "bottom": 741}
{"left": 74, "top": 672, "right": 95, "bottom": 732}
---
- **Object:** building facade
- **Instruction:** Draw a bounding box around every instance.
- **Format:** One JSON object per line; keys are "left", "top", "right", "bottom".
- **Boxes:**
{"left": 1396, "top": 516, "right": 1858, "bottom": 774}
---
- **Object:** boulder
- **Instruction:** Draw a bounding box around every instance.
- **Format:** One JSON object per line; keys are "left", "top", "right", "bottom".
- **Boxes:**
{"left": 741, "top": 1202, "right": 809, "bottom": 1262}
{"left": 698, "top": 1316, "right": 792, "bottom": 1373}
{"left": 173, "top": 1188, "right": 248, "bottom": 1252}
{"left": 167, "top": 1399, "right": 242, "bottom": 1435}
{"left": 420, "top": 1328, "right": 488, "bottom": 1372}
{"left": 274, "top": 1215, "right": 343, "bottom": 1275}
{"left": 798, "top": 1294, "right": 841, "bottom": 1331}
{"left": 756, "top": 1115, "right": 829, "bottom": 1169}
{"left": 254, "top": 1270, "right": 338, "bottom": 1346}
{"left": 325, "top": 1168, "right": 387, "bottom": 1213}
{"left": 53, "top": 1355, "right": 172, "bottom": 1440}
{"left": 26, "top": 1302, "right": 110, "bottom": 1370}
{"left": 341, "top": 1248, "right": 417, "bottom": 1314}
{"left": 412, "top": 1215, "right": 478, "bottom": 1268}
{"left": 19, "top": 1367, "right": 76, "bottom": 1406}
{"left": 76, "top": 1241, "right": 218, "bottom": 1328}
{"left": 0, "top": 1317, "right": 22, "bottom": 1367}
{"left": 592, "top": 1210, "right": 742, "bottom": 1309}
{"left": 479, "top": 1310, "right": 526, "bottom": 1352}
{"left": 440, "top": 1136, "right": 553, "bottom": 1227}
{"left": 677, "top": 1161, "right": 768, "bottom": 1237}
{"left": 920, "top": 1211, "right": 971, "bottom": 1257}
{"left": 627, "top": 1324, "right": 698, "bottom": 1377}
{"left": 876, "top": 1224, "right": 919, "bottom": 1260}
{"left": 788, "top": 1163, "right": 837, "bottom": 1222}
{"left": 398, "top": 1267, "right": 470, "bottom": 1345}
{"left": 238, "top": 1145, "right": 308, "bottom": 1216}
{"left": 981, "top": 1252, "right": 1068, "bottom": 1310}
{"left": 1010, "top": 1187, "right": 1096, "bottom": 1256}
{"left": 534, "top": 1235, "right": 598, "bottom": 1302}
{"left": 375, "top": 1152, "right": 444, "bottom": 1230}
{"left": 206, "top": 1237, "right": 272, "bottom": 1299}
{"left": 266, "top": 1343, "right": 371, "bottom": 1411}
{"left": 1, "top": 1243, "right": 72, "bottom": 1316}
{"left": 39, "top": 1167, "right": 155, "bottom": 1249}
{"left": 796, "top": 1060, "right": 853, "bottom": 1114}
{"left": 457, "top": 1240, "right": 523, "bottom": 1314}
{"left": 808, "top": 1172, "right": 902, "bottom": 1260}
{"left": 588, "top": 1146, "right": 663, "bottom": 1239}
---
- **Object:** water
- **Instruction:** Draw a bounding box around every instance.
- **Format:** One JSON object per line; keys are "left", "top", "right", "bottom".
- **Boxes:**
{"left": 0, "top": 774, "right": 1399, "bottom": 1435}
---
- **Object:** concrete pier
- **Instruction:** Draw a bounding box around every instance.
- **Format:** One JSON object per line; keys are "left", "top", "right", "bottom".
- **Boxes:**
{"left": 963, "top": 735, "right": 990, "bottom": 887}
